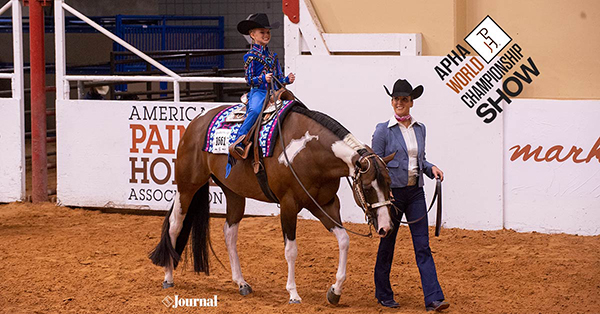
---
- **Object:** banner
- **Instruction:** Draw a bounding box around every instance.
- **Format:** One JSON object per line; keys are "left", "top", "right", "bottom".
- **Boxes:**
{"left": 56, "top": 100, "right": 225, "bottom": 211}
{"left": 505, "top": 99, "right": 600, "bottom": 235}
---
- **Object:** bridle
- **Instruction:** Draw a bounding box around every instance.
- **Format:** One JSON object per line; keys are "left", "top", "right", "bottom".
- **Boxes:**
{"left": 272, "top": 80, "right": 390, "bottom": 237}
{"left": 349, "top": 152, "right": 393, "bottom": 229}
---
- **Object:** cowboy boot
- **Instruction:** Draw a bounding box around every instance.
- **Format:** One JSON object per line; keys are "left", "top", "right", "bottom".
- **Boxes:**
{"left": 229, "top": 135, "right": 252, "bottom": 160}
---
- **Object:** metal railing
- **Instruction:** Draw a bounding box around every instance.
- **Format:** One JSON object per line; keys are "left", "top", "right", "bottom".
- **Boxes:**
{"left": 0, "top": 0, "right": 23, "bottom": 100}
{"left": 54, "top": 0, "right": 247, "bottom": 102}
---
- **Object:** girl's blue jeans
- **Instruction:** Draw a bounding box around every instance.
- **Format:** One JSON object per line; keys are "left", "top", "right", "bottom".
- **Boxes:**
{"left": 235, "top": 88, "right": 267, "bottom": 141}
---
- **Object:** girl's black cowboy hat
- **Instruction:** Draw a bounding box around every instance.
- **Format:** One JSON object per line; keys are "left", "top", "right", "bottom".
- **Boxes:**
{"left": 237, "top": 13, "right": 280, "bottom": 35}
{"left": 383, "top": 79, "right": 424, "bottom": 100}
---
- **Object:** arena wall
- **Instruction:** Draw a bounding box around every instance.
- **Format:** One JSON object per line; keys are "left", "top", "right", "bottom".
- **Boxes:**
{"left": 290, "top": 55, "right": 504, "bottom": 230}
{"left": 504, "top": 99, "right": 600, "bottom": 235}
{"left": 310, "top": 0, "right": 600, "bottom": 100}
{"left": 0, "top": 0, "right": 25, "bottom": 203}
{"left": 280, "top": 0, "right": 600, "bottom": 235}
{"left": 55, "top": 99, "right": 281, "bottom": 216}
{"left": 47, "top": 0, "right": 599, "bottom": 236}
{"left": 286, "top": 55, "right": 600, "bottom": 235}
{"left": 0, "top": 98, "right": 25, "bottom": 202}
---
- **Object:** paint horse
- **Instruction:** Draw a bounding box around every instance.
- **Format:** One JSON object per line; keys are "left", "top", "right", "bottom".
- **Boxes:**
{"left": 149, "top": 102, "right": 396, "bottom": 304}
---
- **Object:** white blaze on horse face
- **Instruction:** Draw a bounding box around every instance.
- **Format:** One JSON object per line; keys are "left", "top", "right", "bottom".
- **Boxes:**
{"left": 372, "top": 180, "right": 392, "bottom": 233}
{"left": 331, "top": 227, "right": 349, "bottom": 295}
{"left": 284, "top": 238, "right": 302, "bottom": 302}
{"left": 331, "top": 140, "right": 359, "bottom": 176}
{"left": 278, "top": 131, "right": 319, "bottom": 166}
{"left": 224, "top": 222, "right": 247, "bottom": 287}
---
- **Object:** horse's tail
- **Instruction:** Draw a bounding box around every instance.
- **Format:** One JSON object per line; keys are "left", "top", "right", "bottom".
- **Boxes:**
{"left": 189, "top": 183, "right": 211, "bottom": 274}
{"left": 149, "top": 183, "right": 211, "bottom": 274}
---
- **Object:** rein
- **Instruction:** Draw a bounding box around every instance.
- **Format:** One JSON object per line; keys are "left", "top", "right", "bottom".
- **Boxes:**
{"left": 384, "top": 178, "right": 443, "bottom": 237}
{"left": 272, "top": 76, "right": 444, "bottom": 237}
{"left": 272, "top": 79, "right": 376, "bottom": 238}
{"left": 344, "top": 177, "right": 443, "bottom": 236}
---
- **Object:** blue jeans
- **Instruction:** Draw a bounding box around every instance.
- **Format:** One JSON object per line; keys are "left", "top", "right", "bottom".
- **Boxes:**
{"left": 235, "top": 88, "right": 267, "bottom": 141}
{"left": 374, "top": 186, "right": 444, "bottom": 306}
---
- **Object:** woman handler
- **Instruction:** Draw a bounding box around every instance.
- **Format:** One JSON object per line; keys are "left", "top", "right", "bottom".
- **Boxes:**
{"left": 371, "top": 79, "right": 449, "bottom": 312}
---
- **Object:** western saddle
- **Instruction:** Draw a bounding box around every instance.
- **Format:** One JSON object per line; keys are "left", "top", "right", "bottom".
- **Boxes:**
{"left": 228, "top": 88, "right": 295, "bottom": 160}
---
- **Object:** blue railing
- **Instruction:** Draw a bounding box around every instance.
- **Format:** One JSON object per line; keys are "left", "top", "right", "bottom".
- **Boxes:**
{"left": 0, "top": 15, "right": 225, "bottom": 73}
{"left": 113, "top": 15, "right": 225, "bottom": 72}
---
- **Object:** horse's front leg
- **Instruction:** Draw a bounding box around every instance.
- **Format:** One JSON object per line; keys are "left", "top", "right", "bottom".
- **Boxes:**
{"left": 308, "top": 195, "right": 347, "bottom": 305}
{"left": 224, "top": 221, "right": 252, "bottom": 295}
{"left": 280, "top": 201, "right": 302, "bottom": 304}
{"left": 327, "top": 226, "right": 349, "bottom": 304}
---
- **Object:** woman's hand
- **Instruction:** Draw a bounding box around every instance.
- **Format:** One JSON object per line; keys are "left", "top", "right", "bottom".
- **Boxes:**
{"left": 265, "top": 73, "right": 273, "bottom": 83}
{"left": 432, "top": 166, "right": 444, "bottom": 182}
{"left": 288, "top": 73, "right": 296, "bottom": 84}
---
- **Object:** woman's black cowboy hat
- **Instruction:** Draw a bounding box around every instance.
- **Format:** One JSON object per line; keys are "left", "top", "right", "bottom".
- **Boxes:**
{"left": 237, "top": 13, "right": 280, "bottom": 35}
{"left": 383, "top": 79, "right": 424, "bottom": 100}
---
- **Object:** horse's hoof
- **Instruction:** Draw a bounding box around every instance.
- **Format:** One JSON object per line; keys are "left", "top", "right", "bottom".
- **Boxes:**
{"left": 289, "top": 299, "right": 302, "bottom": 304}
{"left": 162, "top": 281, "right": 174, "bottom": 289}
{"left": 239, "top": 283, "right": 253, "bottom": 296}
{"left": 326, "top": 286, "right": 341, "bottom": 305}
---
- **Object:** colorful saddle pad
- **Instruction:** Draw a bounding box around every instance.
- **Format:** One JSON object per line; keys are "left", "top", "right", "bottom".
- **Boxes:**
{"left": 203, "top": 100, "right": 297, "bottom": 157}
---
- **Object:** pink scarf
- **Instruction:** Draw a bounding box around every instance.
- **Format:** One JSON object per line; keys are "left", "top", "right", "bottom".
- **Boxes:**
{"left": 394, "top": 113, "right": 411, "bottom": 122}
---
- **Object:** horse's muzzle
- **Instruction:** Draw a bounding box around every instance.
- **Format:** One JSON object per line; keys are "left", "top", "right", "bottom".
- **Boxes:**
{"left": 377, "top": 226, "right": 391, "bottom": 238}
{"left": 375, "top": 206, "right": 393, "bottom": 238}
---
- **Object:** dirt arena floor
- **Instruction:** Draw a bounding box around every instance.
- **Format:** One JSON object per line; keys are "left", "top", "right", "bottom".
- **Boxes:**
{"left": 0, "top": 202, "right": 598, "bottom": 314}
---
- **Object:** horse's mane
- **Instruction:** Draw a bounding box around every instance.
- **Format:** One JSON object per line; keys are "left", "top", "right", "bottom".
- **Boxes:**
{"left": 291, "top": 103, "right": 387, "bottom": 186}
{"left": 290, "top": 105, "right": 350, "bottom": 140}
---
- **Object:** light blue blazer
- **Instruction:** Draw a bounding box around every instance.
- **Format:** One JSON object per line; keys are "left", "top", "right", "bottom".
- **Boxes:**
{"left": 371, "top": 118, "right": 435, "bottom": 188}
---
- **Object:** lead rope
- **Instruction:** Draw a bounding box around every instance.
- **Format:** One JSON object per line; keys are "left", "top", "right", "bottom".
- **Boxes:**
{"left": 271, "top": 80, "right": 373, "bottom": 238}
{"left": 345, "top": 178, "right": 441, "bottom": 225}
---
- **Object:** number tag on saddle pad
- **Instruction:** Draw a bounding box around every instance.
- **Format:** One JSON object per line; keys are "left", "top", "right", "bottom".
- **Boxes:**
{"left": 212, "top": 128, "right": 233, "bottom": 154}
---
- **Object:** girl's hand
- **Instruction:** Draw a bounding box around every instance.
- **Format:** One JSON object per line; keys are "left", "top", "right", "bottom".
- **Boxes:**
{"left": 265, "top": 73, "right": 273, "bottom": 83}
{"left": 288, "top": 73, "right": 296, "bottom": 84}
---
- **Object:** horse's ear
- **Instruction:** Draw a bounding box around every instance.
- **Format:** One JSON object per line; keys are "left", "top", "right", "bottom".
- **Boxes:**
{"left": 382, "top": 152, "right": 396, "bottom": 164}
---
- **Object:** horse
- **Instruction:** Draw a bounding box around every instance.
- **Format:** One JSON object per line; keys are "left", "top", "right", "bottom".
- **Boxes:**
{"left": 149, "top": 101, "right": 396, "bottom": 305}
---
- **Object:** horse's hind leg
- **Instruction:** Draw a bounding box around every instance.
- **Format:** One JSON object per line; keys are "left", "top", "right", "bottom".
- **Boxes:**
{"left": 218, "top": 182, "right": 252, "bottom": 295}
{"left": 309, "top": 195, "right": 348, "bottom": 305}
{"left": 150, "top": 183, "right": 209, "bottom": 289}
{"left": 162, "top": 192, "right": 186, "bottom": 287}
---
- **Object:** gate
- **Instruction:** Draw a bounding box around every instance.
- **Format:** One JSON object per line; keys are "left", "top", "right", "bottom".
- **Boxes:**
{"left": 0, "top": 0, "right": 25, "bottom": 202}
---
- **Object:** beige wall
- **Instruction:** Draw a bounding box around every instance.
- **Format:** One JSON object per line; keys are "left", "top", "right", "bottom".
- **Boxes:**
{"left": 310, "top": 0, "right": 600, "bottom": 99}
{"left": 310, "top": 0, "right": 457, "bottom": 57}
{"left": 463, "top": 0, "right": 600, "bottom": 99}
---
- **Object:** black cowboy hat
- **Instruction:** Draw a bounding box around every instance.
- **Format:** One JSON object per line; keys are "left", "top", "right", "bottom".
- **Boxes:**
{"left": 383, "top": 79, "right": 424, "bottom": 100}
{"left": 237, "top": 13, "right": 280, "bottom": 35}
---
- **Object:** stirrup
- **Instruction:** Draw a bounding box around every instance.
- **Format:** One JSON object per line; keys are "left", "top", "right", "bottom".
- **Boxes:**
{"left": 229, "top": 136, "right": 252, "bottom": 160}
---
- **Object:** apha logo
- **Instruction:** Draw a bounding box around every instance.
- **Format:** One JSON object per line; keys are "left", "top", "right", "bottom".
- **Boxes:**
{"left": 509, "top": 137, "right": 600, "bottom": 163}
{"left": 434, "top": 16, "right": 541, "bottom": 124}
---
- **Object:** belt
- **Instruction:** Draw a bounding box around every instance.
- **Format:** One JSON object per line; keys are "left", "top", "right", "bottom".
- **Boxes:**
{"left": 407, "top": 176, "right": 418, "bottom": 186}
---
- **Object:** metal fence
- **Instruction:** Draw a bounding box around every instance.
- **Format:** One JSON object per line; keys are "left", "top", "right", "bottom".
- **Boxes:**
{"left": 113, "top": 16, "right": 225, "bottom": 73}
